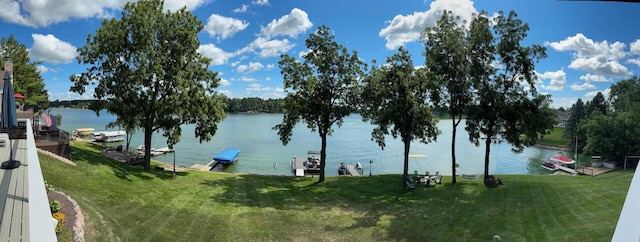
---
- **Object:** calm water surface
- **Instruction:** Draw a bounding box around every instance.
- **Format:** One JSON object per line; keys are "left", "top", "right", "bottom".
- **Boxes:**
{"left": 51, "top": 108, "right": 559, "bottom": 176}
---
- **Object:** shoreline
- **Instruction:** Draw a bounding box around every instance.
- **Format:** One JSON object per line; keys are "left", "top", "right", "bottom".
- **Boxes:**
{"left": 534, "top": 143, "right": 569, "bottom": 151}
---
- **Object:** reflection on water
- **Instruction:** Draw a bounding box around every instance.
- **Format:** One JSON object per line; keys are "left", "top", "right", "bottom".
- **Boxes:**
{"left": 51, "top": 108, "right": 562, "bottom": 176}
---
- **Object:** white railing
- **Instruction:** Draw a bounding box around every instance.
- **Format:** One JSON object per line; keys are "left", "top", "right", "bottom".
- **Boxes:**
{"left": 24, "top": 119, "right": 57, "bottom": 241}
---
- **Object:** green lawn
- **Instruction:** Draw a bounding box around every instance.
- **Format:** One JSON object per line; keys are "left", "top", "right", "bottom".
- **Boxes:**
{"left": 41, "top": 142, "right": 632, "bottom": 241}
{"left": 538, "top": 128, "right": 571, "bottom": 147}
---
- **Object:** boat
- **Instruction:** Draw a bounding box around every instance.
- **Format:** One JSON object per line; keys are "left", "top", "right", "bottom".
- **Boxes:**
{"left": 550, "top": 155, "right": 576, "bottom": 166}
{"left": 213, "top": 148, "right": 240, "bottom": 165}
{"left": 541, "top": 162, "right": 557, "bottom": 171}
{"left": 92, "top": 131, "right": 126, "bottom": 142}
{"left": 72, "top": 127, "right": 94, "bottom": 136}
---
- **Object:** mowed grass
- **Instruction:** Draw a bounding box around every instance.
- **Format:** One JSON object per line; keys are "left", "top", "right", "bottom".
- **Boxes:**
{"left": 538, "top": 128, "right": 571, "bottom": 147}
{"left": 41, "top": 142, "right": 632, "bottom": 241}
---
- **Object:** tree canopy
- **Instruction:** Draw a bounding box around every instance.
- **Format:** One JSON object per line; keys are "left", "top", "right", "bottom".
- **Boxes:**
{"left": 1, "top": 35, "right": 49, "bottom": 110}
{"left": 464, "top": 11, "right": 555, "bottom": 181}
{"left": 274, "top": 25, "right": 366, "bottom": 183}
{"left": 422, "top": 11, "right": 472, "bottom": 184}
{"left": 71, "top": 0, "right": 226, "bottom": 170}
{"left": 361, "top": 47, "right": 440, "bottom": 189}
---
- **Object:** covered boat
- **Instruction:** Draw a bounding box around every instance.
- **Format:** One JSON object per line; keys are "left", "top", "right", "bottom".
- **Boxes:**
{"left": 213, "top": 149, "right": 240, "bottom": 164}
{"left": 550, "top": 155, "right": 575, "bottom": 166}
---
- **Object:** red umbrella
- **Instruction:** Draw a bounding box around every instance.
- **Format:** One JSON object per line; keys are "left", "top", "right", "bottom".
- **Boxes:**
{"left": 14, "top": 93, "right": 25, "bottom": 99}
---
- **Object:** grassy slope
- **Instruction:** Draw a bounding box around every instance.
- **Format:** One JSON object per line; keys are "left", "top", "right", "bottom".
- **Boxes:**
{"left": 41, "top": 142, "right": 632, "bottom": 241}
{"left": 538, "top": 128, "right": 571, "bottom": 147}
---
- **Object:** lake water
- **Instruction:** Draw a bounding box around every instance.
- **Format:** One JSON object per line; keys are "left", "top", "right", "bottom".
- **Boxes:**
{"left": 50, "top": 108, "right": 559, "bottom": 176}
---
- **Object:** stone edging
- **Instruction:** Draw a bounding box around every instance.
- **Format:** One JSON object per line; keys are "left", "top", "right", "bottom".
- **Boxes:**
{"left": 53, "top": 191, "right": 85, "bottom": 242}
{"left": 37, "top": 148, "right": 76, "bottom": 166}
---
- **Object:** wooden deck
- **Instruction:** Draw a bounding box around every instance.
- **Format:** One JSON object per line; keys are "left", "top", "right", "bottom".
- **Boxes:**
{"left": 0, "top": 139, "right": 29, "bottom": 241}
{"left": 345, "top": 164, "right": 361, "bottom": 176}
{"left": 577, "top": 166, "right": 616, "bottom": 176}
{"left": 191, "top": 160, "right": 218, "bottom": 171}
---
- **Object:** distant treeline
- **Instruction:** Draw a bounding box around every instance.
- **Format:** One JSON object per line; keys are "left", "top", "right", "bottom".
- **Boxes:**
{"left": 49, "top": 97, "right": 284, "bottom": 113}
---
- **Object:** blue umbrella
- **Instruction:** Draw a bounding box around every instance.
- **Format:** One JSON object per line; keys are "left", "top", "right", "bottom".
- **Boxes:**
{"left": 1, "top": 72, "right": 20, "bottom": 169}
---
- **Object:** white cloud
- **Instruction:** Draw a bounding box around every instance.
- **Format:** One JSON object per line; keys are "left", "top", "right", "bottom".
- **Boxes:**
{"left": 261, "top": 8, "right": 313, "bottom": 39}
{"left": 163, "top": 0, "right": 209, "bottom": 11}
{"left": 0, "top": 0, "right": 209, "bottom": 27}
{"left": 547, "top": 33, "right": 630, "bottom": 77}
{"left": 240, "top": 76, "right": 256, "bottom": 82}
{"left": 36, "top": 65, "right": 54, "bottom": 74}
{"left": 537, "top": 70, "right": 566, "bottom": 91}
{"left": 266, "top": 64, "right": 275, "bottom": 70}
{"left": 233, "top": 4, "right": 249, "bottom": 13}
{"left": 627, "top": 59, "right": 640, "bottom": 68}
{"left": 218, "top": 78, "right": 231, "bottom": 87}
{"left": 252, "top": 0, "right": 269, "bottom": 6}
{"left": 237, "top": 37, "right": 295, "bottom": 58}
{"left": 630, "top": 39, "right": 640, "bottom": 55}
{"left": 298, "top": 49, "right": 311, "bottom": 58}
{"left": 29, "top": 34, "right": 77, "bottom": 64}
{"left": 204, "top": 14, "right": 249, "bottom": 40}
{"left": 218, "top": 90, "right": 232, "bottom": 97}
{"left": 570, "top": 82, "right": 596, "bottom": 91}
{"left": 579, "top": 74, "right": 610, "bottom": 83}
{"left": 246, "top": 83, "right": 271, "bottom": 91}
{"left": 551, "top": 97, "right": 578, "bottom": 109}
{"left": 265, "top": 77, "right": 272, "bottom": 81}
{"left": 231, "top": 61, "right": 241, "bottom": 67}
{"left": 585, "top": 88, "right": 610, "bottom": 100}
{"left": 197, "top": 43, "right": 235, "bottom": 65}
{"left": 379, "top": 0, "right": 477, "bottom": 50}
{"left": 237, "top": 62, "right": 264, "bottom": 73}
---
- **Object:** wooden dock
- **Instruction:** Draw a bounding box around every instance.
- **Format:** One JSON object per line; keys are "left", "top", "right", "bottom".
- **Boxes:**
{"left": 190, "top": 160, "right": 219, "bottom": 171}
{"left": 345, "top": 164, "right": 361, "bottom": 176}
{"left": 555, "top": 165, "right": 578, "bottom": 175}
{"left": 291, "top": 156, "right": 320, "bottom": 176}
{"left": 577, "top": 166, "right": 616, "bottom": 176}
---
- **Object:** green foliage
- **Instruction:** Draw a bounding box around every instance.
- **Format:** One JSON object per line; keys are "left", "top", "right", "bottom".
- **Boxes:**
{"left": 564, "top": 98, "right": 585, "bottom": 139}
{"left": 0, "top": 35, "right": 49, "bottom": 110}
{"left": 610, "top": 76, "right": 640, "bottom": 113}
{"left": 465, "top": 11, "right": 554, "bottom": 179}
{"left": 422, "top": 11, "right": 474, "bottom": 183}
{"left": 223, "top": 97, "right": 284, "bottom": 113}
{"left": 587, "top": 91, "right": 608, "bottom": 116}
{"left": 71, "top": 0, "right": 226, "bottom": 170}
{"left": 361, "top": 47, "right": 440, "bottom": 188}
{"left": 274, "top": 25, "right": 366, "bottom": 182}
{"left": 40, "top": 142, "right": 631, "bottom": 241}
{"left": 50, "top": 199, "right": 62, "bottom": 213}
{"left": 537, "top": 128, "right": 570, "bottom": 147}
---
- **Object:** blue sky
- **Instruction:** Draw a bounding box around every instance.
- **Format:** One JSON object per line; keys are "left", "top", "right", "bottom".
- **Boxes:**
{"left": 2, "top": 0, "right": 640, "bottom": 109}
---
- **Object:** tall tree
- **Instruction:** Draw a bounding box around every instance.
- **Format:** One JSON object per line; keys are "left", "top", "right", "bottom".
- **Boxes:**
{"left": 465, "top": 11, "right": 553, "bottom": 182}
{"left": 361, "top": 47, "right": 440, "bottom": 189}
{"left": 1, "top": 35, "right": 49, "bottom": 110}
{"left": 422, "top": 11, "right": 471, "bottom": 184}
{"left": 71, "top": 0, "right": 226, "bottom": 171}
{"left": 587, "top": 91, "right": 608, "bottom": 116}
{"left": 274, "top": 25, "right": 366, "bottom": 183}
{"left": 609, "top": 76, "right": 640, "bottom": 113}
{"left": 564, "top": 98, "right": 585, "bottom": 138}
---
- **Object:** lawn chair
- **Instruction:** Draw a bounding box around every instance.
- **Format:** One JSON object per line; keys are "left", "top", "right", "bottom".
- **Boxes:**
{"left": 434, "top": 171, "right": 442, "bottom": 184}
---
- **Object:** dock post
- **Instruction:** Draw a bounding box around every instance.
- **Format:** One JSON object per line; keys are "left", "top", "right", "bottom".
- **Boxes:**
{"left": 369, "top": 160, "right": 372, "bottom": 177}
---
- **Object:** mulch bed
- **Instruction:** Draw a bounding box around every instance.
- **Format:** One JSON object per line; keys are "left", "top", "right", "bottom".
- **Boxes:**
{"left": 48, "top": 191, "right": 77, "bottom": 240}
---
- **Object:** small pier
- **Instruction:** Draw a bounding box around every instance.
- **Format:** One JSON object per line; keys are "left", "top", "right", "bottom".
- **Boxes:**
{"left": 291, "top": 155, "right": 321, "bottom": 177}
{"left": 191, "top": 160, "right": 221, "bottom": 171}
{"left": 345, "top": 164, "right": 361, "bottom": 176}
{"left": 138, "top": 146, "right": 174, "bottom": 156}
{"left": 555, "top": 165, "right": 578, "bottom": 175}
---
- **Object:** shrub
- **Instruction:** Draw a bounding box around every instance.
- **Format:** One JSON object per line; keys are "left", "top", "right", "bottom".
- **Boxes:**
{"left": 50, "top": 199, "right": 62, "bottom": 214}
{"left": 52, "top": 212, "right": 66, "bottom": 233}
{"left": 44, "top": 180, "right": 54, "bottom": 191}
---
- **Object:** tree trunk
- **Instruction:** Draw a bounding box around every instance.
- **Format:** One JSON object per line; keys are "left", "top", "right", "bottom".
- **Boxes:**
{"left": 319, "top": 132, "right": 327, "bottom": 183}
{"left": 451, "top": 118, "right": 457, "bottom": 184}
{"left": 144, "top": 127, "right": 153, "bottom": 171}
{"left": 402, "top": 138, "right": 410, "bottom": 189}
{"left": 483, "top": 135, "right": 492, "bottom": 179}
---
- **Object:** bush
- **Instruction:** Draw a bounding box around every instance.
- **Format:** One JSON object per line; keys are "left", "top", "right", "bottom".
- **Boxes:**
{"left": 52, "top": 212, "right": 66, "bottom": 233}
{"left": 50, "top": 199, "right": 62, "bottom": 214}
